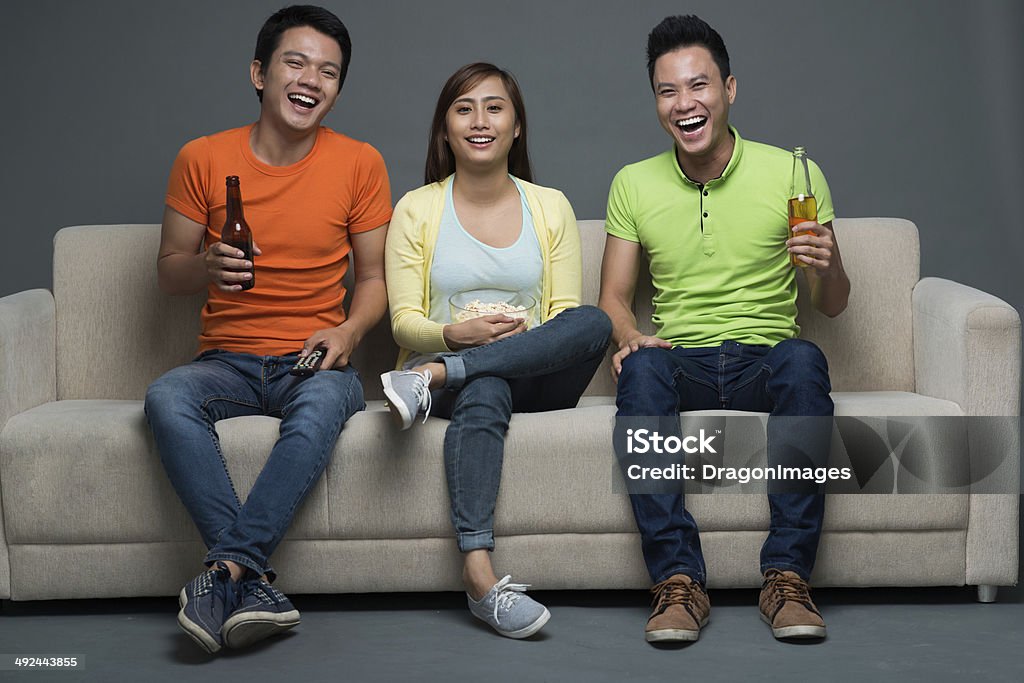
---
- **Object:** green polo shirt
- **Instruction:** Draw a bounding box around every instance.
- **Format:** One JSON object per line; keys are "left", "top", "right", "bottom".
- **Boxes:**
{"left": 605, "top": 128, "right": 834, "bottom": 348}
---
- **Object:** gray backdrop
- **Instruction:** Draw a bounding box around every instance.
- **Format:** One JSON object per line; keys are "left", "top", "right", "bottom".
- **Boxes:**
{"left": 0, "top": 0, "right": 1022, "bottom": 587}
{"left": 1, "top": 2, "right": 1021, "bottom": 371}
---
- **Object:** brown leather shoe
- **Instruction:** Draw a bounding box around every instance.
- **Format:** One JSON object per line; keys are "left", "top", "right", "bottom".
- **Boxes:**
{"left": 759, "top": 569, "right": 827, "bottom": 639}
{"left": 645, "top": 574, "right": 710, "bottom": 642}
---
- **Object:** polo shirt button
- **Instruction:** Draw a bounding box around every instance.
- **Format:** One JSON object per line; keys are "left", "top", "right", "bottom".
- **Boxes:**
{"left": 703, "top": 191, "right": 709, "bottom": 196}
{"left": 703, "top": 212, "right": 709, "bottom": 218}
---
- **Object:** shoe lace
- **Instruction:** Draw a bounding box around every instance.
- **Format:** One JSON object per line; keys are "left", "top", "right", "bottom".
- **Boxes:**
{"left": 765, "top": 571, "right": 814, "bottom": 609}
{"left": 650, "top": 576, "right": 703, "bottom": 614}
{"left": 491, "top": 575, "right": 530, "bottom": 624}
{"left": 401, "top": 369, "right": 432, "bottom": 423}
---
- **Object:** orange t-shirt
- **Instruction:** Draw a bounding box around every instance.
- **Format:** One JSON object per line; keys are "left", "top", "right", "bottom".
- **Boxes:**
{"left": 165, "top": 125, "right": 392, "bottom": 356}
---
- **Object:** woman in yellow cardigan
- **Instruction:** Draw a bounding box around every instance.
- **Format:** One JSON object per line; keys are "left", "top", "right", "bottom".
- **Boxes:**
{"left": 381, "top": 63, "right": 611, "bottom": 639}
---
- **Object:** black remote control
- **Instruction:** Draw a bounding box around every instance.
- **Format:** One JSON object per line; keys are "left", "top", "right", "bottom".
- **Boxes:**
{"left": 290, "top": 344, "right": 328, "bottom": 377}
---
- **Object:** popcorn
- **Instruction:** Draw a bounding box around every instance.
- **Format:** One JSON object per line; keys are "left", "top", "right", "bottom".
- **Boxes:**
{"left": 453, "top": 299, "right": 530, "bottom": 323}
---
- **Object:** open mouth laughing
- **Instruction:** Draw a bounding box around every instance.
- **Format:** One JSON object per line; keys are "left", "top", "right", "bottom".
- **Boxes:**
{"left": 466, "top": 135, "right": 496, "bottom": 146}
{"left": 288, "top": 93, "right": 319, "bottom": 110}
{"left": 675, "top": 115, "right": 707, "bottom": 136}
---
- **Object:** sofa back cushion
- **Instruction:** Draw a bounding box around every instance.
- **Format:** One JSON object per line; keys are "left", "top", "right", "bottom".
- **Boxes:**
{"left": 576, "top": 218, "right": 920, "bottom": 393}
{"left": 53, "top": 224, "right": 399, "bottom": 401}
{"left": 796, "top": 218, "right": 919, "bottom": 391}
{"left": 53, "top": 218, "right": 918, "bottom": 400}
{"left": 54, "top": 225, "right": 203, "bottom": 400}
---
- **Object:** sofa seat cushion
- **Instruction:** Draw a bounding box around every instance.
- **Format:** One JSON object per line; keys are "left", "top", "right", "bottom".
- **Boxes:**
{"left": 832, "top": 391, "right": 963, "bottom": 416}
{"left": 328, "top": 402, "right": 633, "bottom": 539}
{"left": 0, "top": 400, "right": 329, "bottom": 544}
{"left": 577, "top": 391, "right": 964, "bottom": 416}
{"left": 0, "top": 391, "right": 968, "bottom": 545}
{"left": 1, "top": 400, "right": 198, "bottom": 544}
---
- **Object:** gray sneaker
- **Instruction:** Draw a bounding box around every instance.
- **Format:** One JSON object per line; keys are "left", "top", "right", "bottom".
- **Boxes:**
{"left": 380, "top": 369, "right": 432, "bottom": 430}
{"left": 467, "top": 575, "right": 550, "bottom": 639}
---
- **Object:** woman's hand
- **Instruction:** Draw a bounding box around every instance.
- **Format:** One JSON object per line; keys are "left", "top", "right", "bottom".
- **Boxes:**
{"left": 443, "top": 314, "right": 526, "bottom": 350}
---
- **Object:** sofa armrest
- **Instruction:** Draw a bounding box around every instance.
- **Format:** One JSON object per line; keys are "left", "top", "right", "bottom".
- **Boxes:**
{"left": 913, "top": 277, "right": 1021, "bottom": 416}
{"left": 0, "top": 289, "right": 54, "bottom": 599}
{"left": 0, "top": 289, "right": 57, "bottom": 430}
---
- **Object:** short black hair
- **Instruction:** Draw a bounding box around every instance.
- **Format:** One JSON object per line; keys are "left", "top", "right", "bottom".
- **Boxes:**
{"left": 646, "top": 15, "right": 731, "bottom": 87}
{"left": 253, "top": 5, "right": 352, "bottom": 101}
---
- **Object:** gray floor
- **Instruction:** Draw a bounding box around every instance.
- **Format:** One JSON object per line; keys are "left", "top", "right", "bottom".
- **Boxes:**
{"left": 2, "top": 584, "right": 1023, "bottom": 683}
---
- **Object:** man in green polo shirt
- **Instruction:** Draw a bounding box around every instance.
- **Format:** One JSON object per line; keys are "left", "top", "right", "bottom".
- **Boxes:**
{"left": 599, "top": 15, "right": 850, "bottom": 644}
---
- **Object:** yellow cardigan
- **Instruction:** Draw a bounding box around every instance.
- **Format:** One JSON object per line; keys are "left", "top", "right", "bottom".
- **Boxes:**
{"left": 385, "top": 175, "right": 583, "bottom": 369}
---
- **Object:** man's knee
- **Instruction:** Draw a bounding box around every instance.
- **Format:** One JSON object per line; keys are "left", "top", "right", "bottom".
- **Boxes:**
{"left": 616, "top": 347, "right": 682, "bottom": 417}
{"left": 766, "top": 339, "right": 833, "bottom": 414}
{"left": 297, "top": 367, "right": 364, "bottom": 413}
{"left": 619, "top": 346, "right": 675, "bottom": 385}
{"left": 770, "top": 339, "right": 829, "bottom": 376}
{"left": 144, "top": 368, "right": 194, "bottom": 419}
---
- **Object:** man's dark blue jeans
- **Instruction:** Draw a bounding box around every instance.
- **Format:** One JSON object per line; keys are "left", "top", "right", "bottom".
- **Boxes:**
{"left": 145, "top": 350, "right": 364, "bottom": 581}
{"left": 616, "top": 339, "right": 833, "bottom": 586}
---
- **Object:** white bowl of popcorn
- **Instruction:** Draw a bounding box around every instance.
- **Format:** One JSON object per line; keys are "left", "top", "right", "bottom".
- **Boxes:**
{"left": 449, "top": 289, "right": 537, "bottom": 328}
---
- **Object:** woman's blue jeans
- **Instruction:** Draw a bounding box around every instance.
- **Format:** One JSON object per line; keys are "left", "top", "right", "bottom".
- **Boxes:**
{"left": 616, "top": 339, "right": 833, "bottom": 585}
{"left": 145, "top": 350, "right": 364, "bottom": 580}
{"left": 431, "top": 305, "right": 612, "bottom": 552}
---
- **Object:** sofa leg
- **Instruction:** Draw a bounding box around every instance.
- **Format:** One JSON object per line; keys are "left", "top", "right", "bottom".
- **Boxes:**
{"left": 976, "top": 585, "right": 998, "bottom": 603}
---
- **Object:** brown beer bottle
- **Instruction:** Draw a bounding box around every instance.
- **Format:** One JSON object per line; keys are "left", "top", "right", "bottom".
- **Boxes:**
{"left": 221, "top": 175, "right": 255, "bottom": 290}
{"left": 788, "top": 146, "right": 817, "bottom": 268}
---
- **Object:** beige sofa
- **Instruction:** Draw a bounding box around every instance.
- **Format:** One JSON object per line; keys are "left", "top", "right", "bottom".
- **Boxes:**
{"left": 0, "top": 219, "right": 1019, "bottom": 602}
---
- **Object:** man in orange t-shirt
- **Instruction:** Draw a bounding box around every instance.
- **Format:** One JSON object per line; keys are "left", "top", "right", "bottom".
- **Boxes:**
{"left": 144, "top": 6, "right": 391, "bottom": 654}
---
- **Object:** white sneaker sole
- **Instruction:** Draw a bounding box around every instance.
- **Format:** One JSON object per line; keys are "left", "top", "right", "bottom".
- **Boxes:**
{"left": 760, "top": 613, "right": 827, "bottom": 639}
{"left": 222, "top": 609, "right": 301, "bottom": 649}
{"left": 474, "top": 606, "right": 551, "bottom": 639}
{"left": 646, "top": 628, "right": 699, "bottom": 642}
{"left": 177, "top": 587, "right": 221, "bottom": 654}
{"left": 645, "top": 615, "right": 708, "bottom": 642}
{"left": 380, "top": 372, "right": 414, "bottom": 430}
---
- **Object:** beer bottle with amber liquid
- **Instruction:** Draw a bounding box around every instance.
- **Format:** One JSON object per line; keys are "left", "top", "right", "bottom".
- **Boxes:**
{"left": 788, "top": 146, "right": 817, "bottom": 268}
{"left": 221, "top": 175, "right": 255, "bottom": 290}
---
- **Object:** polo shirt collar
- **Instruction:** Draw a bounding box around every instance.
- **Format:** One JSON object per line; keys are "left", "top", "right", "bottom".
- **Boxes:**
{"left": 671, "top": 126, "right": 744, "bottom": 188}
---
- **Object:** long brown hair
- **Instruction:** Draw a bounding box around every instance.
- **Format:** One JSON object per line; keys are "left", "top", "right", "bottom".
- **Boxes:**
{"left": 424, "top": 62, "right": 533, "bottom": 185}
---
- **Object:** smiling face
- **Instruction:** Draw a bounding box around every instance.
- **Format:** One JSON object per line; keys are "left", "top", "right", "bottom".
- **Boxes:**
{"left": 250, "top": 26, "right": 343, "bottom": 135}
{"left": 653, "top": 45, "right": 736, "bottom": 174}
{"left": 444, "top": 75, "right": 520, "bottom": 173}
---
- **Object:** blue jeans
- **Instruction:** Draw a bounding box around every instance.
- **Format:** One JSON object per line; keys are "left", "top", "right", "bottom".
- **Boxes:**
{"left": 145, "top": 350, "right": 364, "bottom": 580}
{"left": 616, "top": 339, "right": 833, "bottom": 585}
{"left": 431, "top": 305, "right": 612, "bottom": 552}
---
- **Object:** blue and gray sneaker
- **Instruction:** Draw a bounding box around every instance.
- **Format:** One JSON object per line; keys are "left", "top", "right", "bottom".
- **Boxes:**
{"left": 221, "top": 577, "right": 301, "bottom": 649}
{"left": 177, "top": 562, "right": 240, "bottom": 654}
{"left": 467, "top": 575, "right": 550, "bottom": 639}
{"left": 380, "top": 369, "right": 432, "bottom": 430}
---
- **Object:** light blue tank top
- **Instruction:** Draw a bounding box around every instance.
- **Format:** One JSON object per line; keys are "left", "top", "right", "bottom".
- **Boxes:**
{"left": 404, "top": 176, "right": 543, "bottom": 368}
